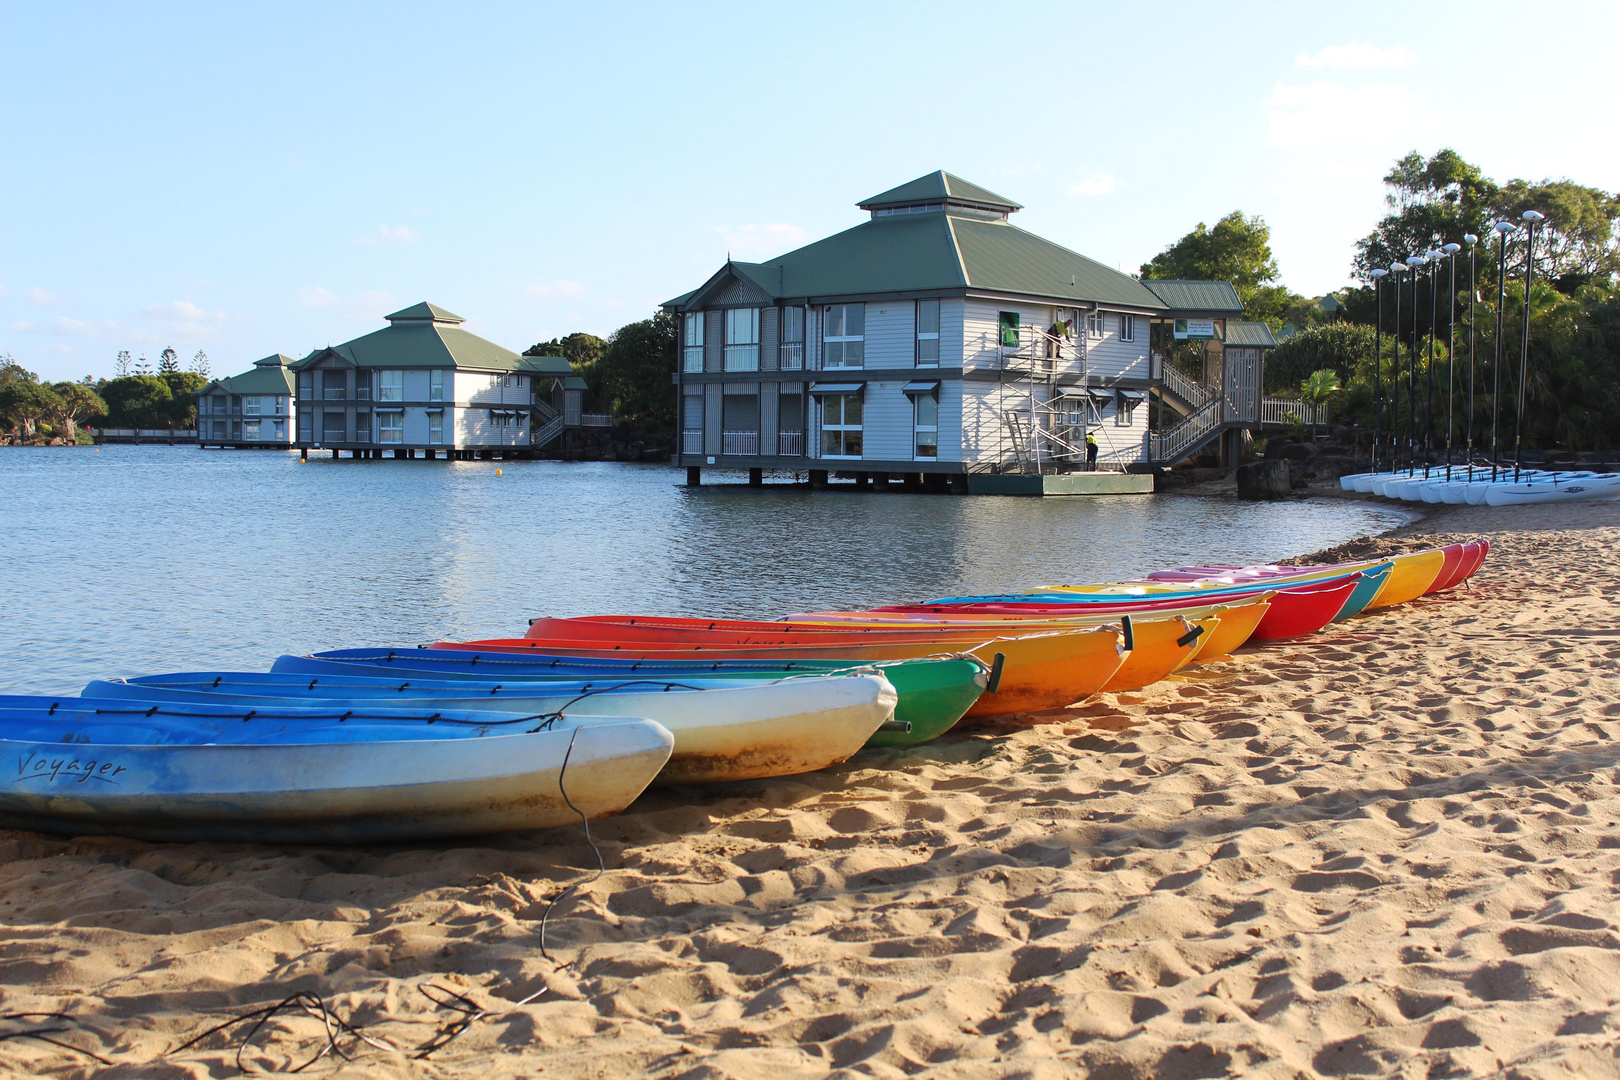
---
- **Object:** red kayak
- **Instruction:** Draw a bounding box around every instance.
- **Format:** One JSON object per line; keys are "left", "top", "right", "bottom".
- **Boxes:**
{"left": 1246, "top": 575, "right": 1360, "bottom": 640}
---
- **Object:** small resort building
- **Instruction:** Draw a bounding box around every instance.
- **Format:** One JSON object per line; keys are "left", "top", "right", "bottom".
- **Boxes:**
{"left": 287, "top": 303, "right": 584, "bottom": 459}
{"left": 664, "top": 171, "right": 1306, "bottom": 493}
{"left": 195, "top": 355, "right": 298, "bottom": 448}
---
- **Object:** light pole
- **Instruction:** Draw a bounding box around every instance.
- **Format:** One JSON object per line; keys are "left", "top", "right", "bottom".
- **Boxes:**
{"left": 1390, "top": 260, "right": 1406, "bottom": 475}
{"left": 1463, "top": 233, "right": 1479, "bottom": 475}
{"left": 1406, "top": 254, "right": 1425, "bottom": 474}
{"left": 1442, "top": 242, "right": 1462, "bottom": 478}
{"left": 1370, "top": 267, "right": 1388, "bottom": 473}
{"left": 1513, "top": 209, "right": 1545, "bottom": 480}
{"left": 1490, "top": 220, "right": 1516, "bottom": 479}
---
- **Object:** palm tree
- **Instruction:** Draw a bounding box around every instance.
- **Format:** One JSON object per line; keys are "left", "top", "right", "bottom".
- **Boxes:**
{"left": 1300, "top": 369, "right": 1342, "bottom": 439}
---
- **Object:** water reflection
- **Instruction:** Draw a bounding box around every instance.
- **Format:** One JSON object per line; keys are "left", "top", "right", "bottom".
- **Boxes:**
{"left": 0, "top": 448, "right": 1407, "bottom": 694}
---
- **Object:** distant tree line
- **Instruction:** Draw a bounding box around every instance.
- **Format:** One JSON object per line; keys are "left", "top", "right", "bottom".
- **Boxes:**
{"left": 0, "top": 348, "right": 212, "bottom": 443}
{"left": 524, "top": 313, "right": 677, "bottom": 434}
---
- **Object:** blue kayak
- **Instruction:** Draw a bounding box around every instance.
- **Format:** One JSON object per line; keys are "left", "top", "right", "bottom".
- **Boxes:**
{"left": 0, "top": 696, "right": 673, "bottom": 843}
{"left": 275, "top": 648, "right": 886, "bottom": 679}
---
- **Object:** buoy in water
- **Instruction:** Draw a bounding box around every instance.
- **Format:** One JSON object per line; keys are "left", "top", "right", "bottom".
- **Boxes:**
{"left": 496, "top": 468, "right": 503, "bottom": 476}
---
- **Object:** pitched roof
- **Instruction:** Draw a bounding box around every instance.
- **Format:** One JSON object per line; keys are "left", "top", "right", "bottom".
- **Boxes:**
{"left": 859, "top": 171, "right": 1022, "bottom": 212}
{"left": 198, "top": 355, "right": 296, "bottom": 397}
{"left": 1139, "top": 280, "right": 1245, "bottom": 316}
{"left": 385, "top": 301, "right": 465, "bottom": 324}
{"left": 290, "top": 303, "right": 573, "bottom": 374}
{"left": 1226, "top": 321, "right": 1278, "bottom": 348}
{"left": 666, "top": 213, "right": 1166, "bottom": 310}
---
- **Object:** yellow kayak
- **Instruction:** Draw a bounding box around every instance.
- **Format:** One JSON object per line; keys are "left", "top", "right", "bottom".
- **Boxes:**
{"left": 1361, "top": 548, "right": 1446, "bottom": 610}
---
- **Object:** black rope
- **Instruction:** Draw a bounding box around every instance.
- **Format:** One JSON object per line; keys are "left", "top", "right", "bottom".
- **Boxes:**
{"left": 165, "top": 992, "right": 394, "bottom": 1073}
{"left": 0, "top": 1012, "right": 113, "bottom": 1066}
{"left": 538, "top": 725, "right": 606, "bottom": 965}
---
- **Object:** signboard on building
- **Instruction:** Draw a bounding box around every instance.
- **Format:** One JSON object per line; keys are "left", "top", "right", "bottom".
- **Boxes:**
{"left": 1173, "top": 318, "right": 1216, "bottom": 340}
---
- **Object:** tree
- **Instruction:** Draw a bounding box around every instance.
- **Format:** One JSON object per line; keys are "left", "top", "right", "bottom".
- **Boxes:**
{"left": 0, "top": 379, "right": 62, "bottom": 440}
{"left": 114, "top": 350, "right": 132, "bottom": 377}
{"left": 596, "top": 313, "right": 677, "bottom": 432}
{"left": 1266, "top": 323, "right": 1378, "bottom": 393}
{"left": 133, "top": 355, "right": 153, "bottom": 376}
{"left": 100, "top": 375, "right": 174, "bottom": 428}
{"left": 1353, "top": 150, "right": 1498, "bottom": 284}
{"left": 160, "top": 370, "right": 208, "bottom": 428}
{"left": 1493, "top": 177, "right": 1620, "bottom": 291}
{"left": 49, "top": 381, "right": 106, "bottom": 441}
{"left": 1299, "top": 369, "right": 1342, "bottom": 437}
{"left": 188, "top": 349, "right": 210, "bottom": 377}
{"left": 0, "top": 354, "right": 33, "bottom": 393}
{"left": 526, "top": 332, "right": 609, "bottom": 409}
{"left": 1141, "top": 210, "right": 1298, "bottom": 326}
{"left": 158, "top": 347, "right": 180, "bottom": 376}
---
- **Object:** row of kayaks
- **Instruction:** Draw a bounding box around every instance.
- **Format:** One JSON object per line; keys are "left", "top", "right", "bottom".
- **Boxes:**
{"left": 0, "top": 541, "right": 1487, "bottom": 843}
{"left": 1342, "top": 465, "right": 1620, "bottom": 505}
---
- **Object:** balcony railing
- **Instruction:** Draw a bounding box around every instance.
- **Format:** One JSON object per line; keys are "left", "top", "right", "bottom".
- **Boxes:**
{"left": 778, "top": 430, "right": 803, "bottom": 456}
{"left": 681, "top": 430, "right": 703, "bottom": 454}
{"left": 721, "top": 430, "right": 759, "bottom": 455}
{"left": 581, "top": 412, "right": 614, "bottom": 428}
{"left": 723, "top": 345, "right": 760, "bottom": 372}
{"left": 779, "top": 342, "right": 804, "bottom": 370}
{"left": 323, "top": 388, "right": 346, "bottom": 400}
{"left": 683, "top": 347, "right": 704, "bottom": 373}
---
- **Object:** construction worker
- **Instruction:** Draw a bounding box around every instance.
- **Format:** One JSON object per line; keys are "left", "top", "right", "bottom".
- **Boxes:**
{"left": 1085, "top": 431, "right": 1098, "bottom": 471}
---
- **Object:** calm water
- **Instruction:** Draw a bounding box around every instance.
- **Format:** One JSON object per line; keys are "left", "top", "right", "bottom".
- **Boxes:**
{"left": 0, "top": 447, "right": 1407, "bottom": 694}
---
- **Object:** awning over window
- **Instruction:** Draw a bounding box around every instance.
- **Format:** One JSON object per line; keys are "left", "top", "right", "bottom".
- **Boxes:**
{"left": 1055, "top": 386, "right": 1112, "bottom": 402}
{"left": 1118, "top": 389, "right": 1147, "bottom": 401}
{"left": 902, "top": 381, "right": 940, "bottom": 395}
{"left": 808, "top": 382, "right": 864, "bottom": 395}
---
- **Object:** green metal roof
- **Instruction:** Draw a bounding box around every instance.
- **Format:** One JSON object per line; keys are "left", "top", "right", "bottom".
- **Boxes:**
{"left": 665, "top": 214, "right": 1166, "bottom": 310}
{"left": 1139, "top": 280, "right": 1244, "bottom": 316}
{"left": 858, "top": 171, "right": 1022, "bottom": 212}
{"left": 1225, "top": 321, "right": 1278, "bottom": 348}
{"left": 385, "top": 301, "right": 465, "bottom": 323}
{"left": 197, "top": 356, "right": 296, "bottom": 397}
{"left": 290, "top": 303, "right": 573, "bottom": 374}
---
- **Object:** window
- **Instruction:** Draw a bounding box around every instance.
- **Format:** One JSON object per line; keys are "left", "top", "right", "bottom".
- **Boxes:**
{"left": 273, "top": 419, "right": 286, "bottom": 441}
{"left": 244, "top": 419, "right": 261, "bottom": 440}
{"left": 377, "top": 410, "right": 403, "bottom": 443}
{"left": 298, "top": 372, "right": 312, "bottom": 399}
{"left": 913, "top": 393, "right": 939, "bottom": 459}
{"left": 212, "top": 395, "right": 227, "bottom": 415}
{"left": 721, "top": 392, "right": 760, "bottom": 455}
{"left": 999, "top": 311, "right": 1020, "bottom": 348}
{"left": 780, "top": 306, "right": 805, "bottom": 370}
{"left": 322, "top": 410, "right": 346, "bottom": 442}
{"left": 916, "top": 299, "right": 940, "bottom": 366}
{"left": 354, "top": 371, "right": 370, "bottom": 400}
{"left": 1119, "top": 314, "right": 1134, "bottom": 341}
{"left": 428, "top": 411, "right": 443, "bottom": 444}
{"left": 1116, "top": 392, "right": 1142, "bottom": 426}
{"left": 820, "top": 394, "right": 862, "bottom": 458}
{"left": 244, "top": 396, "right": 261, "bottom": 416}
{"left": 823, "top": 304, "right": 865, "bottom": 368}
{"left": 429, "top": 370, "right": 444, "bottom": 402}
{"left": 379, "top": 370, "right": 403, "bottom": 402}
{"left": 275, "top": 396, "right": 285, "bottom": 415}
{"left": 323, "top": 371, "right": 346, "bottom": 399}
{"left": 298, "top": 412, "right": 313, "bottom": 442}
{"left": 1088, "top": 310, "right": 1105, "bottom": 337}
{"left": 683, "top": 312, "right": 705, "bottom": 373}
{"left": 355, "top": 411, "right": 371, "bottom": 442}
{"left": 681, "top": 395, "right": 703, "bottom": 455}
{"left": 724, "top": 308, "right": 760, "bottom": 371}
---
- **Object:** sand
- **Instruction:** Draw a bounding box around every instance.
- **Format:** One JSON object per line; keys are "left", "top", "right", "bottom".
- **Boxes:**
{"left": 4, "top": 499, "right": 1620, "bottom": 1078}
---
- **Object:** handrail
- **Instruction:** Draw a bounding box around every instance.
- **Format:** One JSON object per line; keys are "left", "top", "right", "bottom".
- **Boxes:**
{"left": 532, "top": 414, "right": 567, "bottom": 449}
{"left": 1260, "top": 398, "right": 1330, "bottom": 427}
{"left": 1151, "top": 399, "right": 1225, "bottom": 462}
{"left": 1160, "top": 362, "right": 1214, "bottom": 408}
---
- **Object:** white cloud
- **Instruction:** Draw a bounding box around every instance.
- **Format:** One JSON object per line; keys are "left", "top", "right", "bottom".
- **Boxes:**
{"left": 143, "top": 300, "right": 230, "bottom": 322}
{"left": 11, "top": 316, "right": 132, "bottom": 339}
{"left": 525, "top": 279, "right": 588, "bottom": 300}
{"left": 1295, "top": 43, "right": 1416, "bottom": 71}
{"left": 297, "top": 286, "right": 398, "bottom": 322}
{"left": 24, "top": 287, "right": 59, "bottom": 306}
{"left": 1069, "top": 172, "right": 1118, "bottom": 197}
{"left": 713, "top": 223, "right": 808, "bottom": 259}
{"left": 1264, "top": 81, "right": 1428, "bottom": 148}
{"left": 355, "top": 224, "right": 420, "bottom": 246}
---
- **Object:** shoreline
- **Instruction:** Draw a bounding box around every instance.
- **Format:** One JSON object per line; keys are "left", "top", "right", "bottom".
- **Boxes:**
{"left": 2, "top": 504, "right": 1617, "bottom": 1076}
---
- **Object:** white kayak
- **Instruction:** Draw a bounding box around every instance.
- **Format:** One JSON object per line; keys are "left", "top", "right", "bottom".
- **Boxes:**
{"left": 0, "top": 697, "right": 673, "bottom": 843}
{"left": 83, "top": 672, "right": 900, "bottom": 785}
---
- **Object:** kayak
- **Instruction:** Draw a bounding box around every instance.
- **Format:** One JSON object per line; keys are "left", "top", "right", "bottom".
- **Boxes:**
{"left": 435, "top": 628, "right": 1128, "bottom": 718}
{"left": 1483, "top": 473, "right": 1620, "bottom": 505}
{"left": 780, "top": 597, "right": 1275, "bottom": 661}
{"left": 0, "top": 696, "right": 672, "bottom": 842}
{"left": 1246, "top": 575, "right": 1359, "bottom": 640}
{"left": 83, "top": 672, "right": 899, "bottom": 786}
{"left": 1149, "top": 562, "right": 1392, "bottom": 622}
{"left": 268, "top": 652, "right": 983, "bottom": 747}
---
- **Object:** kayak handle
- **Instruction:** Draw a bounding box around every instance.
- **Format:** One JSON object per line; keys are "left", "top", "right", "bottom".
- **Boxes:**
{"left": 1121, "top": 614, "right": 1135, "bottom": 652}
{"left": 986, "top": 652, "right": 1006, "bottom": 694}
{"left": 879, "top": 719, "right": 914, "bottom": 734}
{"left": 1176, "top": 624, "right": 1206, "bottom": 648}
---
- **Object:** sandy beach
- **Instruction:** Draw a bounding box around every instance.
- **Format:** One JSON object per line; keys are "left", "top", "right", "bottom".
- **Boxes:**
{"left": 4, "top": 498, "right": 1619, "bottom": 1079}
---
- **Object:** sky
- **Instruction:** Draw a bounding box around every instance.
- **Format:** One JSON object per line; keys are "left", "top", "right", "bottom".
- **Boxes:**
{"left": 3, "top": 0, "right": 1617, "bottom": 383}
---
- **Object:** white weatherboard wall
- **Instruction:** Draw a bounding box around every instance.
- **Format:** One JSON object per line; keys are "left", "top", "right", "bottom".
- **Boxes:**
{"left": 860, "top": 381, "right": 915, "bottom": 461}
{"left": 454, "top": 370, "right": 534, "bottom": 407}
{"left": 862, "top": 301, "right": 915, "bottom": 369}
{"left": 937, "top": 299, "right": 965, "bottom": 368}
{"left": 1085, "top": 312, "right": 1152, "bottom": 382}
{"left": 403, "top": 370, "right": 430, "bottom": 401}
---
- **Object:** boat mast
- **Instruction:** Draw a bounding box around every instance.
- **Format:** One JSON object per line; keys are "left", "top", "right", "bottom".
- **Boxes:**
{"left": 1513, "top": 210, "right": 1544, "bottom": 481}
